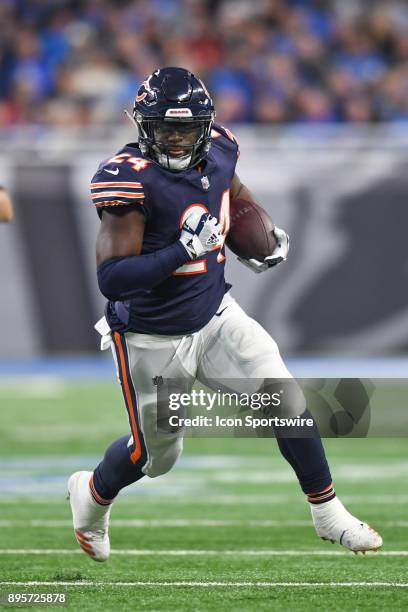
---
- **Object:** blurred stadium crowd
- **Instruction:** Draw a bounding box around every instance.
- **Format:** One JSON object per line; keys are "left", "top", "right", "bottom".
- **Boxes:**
{"left": 0, "top": 0, "right": 407, "bottom": 126}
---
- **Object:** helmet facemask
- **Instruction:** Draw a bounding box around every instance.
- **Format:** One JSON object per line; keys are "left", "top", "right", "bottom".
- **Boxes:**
{"left": 135, "top": 115, "right": 213, "bottom": 171}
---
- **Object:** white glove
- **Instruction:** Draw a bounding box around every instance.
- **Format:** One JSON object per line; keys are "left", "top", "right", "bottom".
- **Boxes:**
{"left": 238, "top": 227, "right": 289, "bottom": 273}
{"left": 179, "top": 211, "right": 223, "bottom": 259}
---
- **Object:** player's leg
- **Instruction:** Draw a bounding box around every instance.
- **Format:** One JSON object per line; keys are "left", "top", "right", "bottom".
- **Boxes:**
{"left": 68, "top": 327, "right": 197, "bottom": 561}
{"left": 197, "top": 293, "right": 332, "bottom": 494}
{"left": 89, "top": 329, "right": 151, "bottom": 505}
{"left": 197, "top": 293, "right": 382, "bottom": 552}
{"left": 68, "top": 330, "right": 149, "bottom": 561}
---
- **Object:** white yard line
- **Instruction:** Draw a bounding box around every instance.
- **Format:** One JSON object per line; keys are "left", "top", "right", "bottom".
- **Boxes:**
{"left": 0, "top": 549, "right": 405, "bottom": 556}
{"left": 1, "top": 494, "right": 408, "bottom": 505}
{"left": 0, "top": 519, "right": 405, "bottom": 528}
{"left": 0, "top": 519, "right": 311, "bottom": 528}
{"left": 0, "top": 580, "right": 407, "bottom": 588}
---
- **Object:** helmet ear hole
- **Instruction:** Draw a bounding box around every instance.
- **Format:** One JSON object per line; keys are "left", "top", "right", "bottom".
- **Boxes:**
{"left": 132, "top": 67, "right": 215, "bottom": 171}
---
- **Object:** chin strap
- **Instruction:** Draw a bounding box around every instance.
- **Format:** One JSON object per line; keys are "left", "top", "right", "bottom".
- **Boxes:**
{"left": 156, "top": 150, "right": 193, "bottom": 171}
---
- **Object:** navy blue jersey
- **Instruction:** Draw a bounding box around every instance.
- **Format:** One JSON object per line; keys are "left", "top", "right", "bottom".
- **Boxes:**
{"left": 91, "top": 124, "right": 239, "bottom": 335}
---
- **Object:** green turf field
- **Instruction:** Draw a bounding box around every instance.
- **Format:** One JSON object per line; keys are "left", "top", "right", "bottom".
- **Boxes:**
{"left": 0, "top": 381, "right": 407, "bottom": 611}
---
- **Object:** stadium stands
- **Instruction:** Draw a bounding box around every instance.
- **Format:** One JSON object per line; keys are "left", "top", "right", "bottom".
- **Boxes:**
{"left": 0, "top": 0, "right": 407, "bottom": 126}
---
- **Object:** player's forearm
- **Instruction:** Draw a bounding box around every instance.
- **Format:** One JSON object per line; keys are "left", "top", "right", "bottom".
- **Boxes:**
{"left": 0, "top": 188, "right": 14, "bottom": 222}
{"left": 97, "top": 241, "right": 191, "bottom": 299}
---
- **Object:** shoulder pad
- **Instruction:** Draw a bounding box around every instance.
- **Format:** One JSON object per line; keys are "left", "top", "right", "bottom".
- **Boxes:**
{"left": 91, "top": 148, "right": 152, "bottom": 211}
{"left": 211, "top": 123, "right": 240, "bottom": 158}
{"left": 211, "top": 123, "right": 239, "bottom": 146}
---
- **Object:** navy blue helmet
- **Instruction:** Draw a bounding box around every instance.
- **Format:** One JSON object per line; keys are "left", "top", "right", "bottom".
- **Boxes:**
{"left": 132, "top": 67, "right": 215, "bottom": 171}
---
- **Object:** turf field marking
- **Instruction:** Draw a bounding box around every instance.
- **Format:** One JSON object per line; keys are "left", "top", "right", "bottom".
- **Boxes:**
{"left": 0, "top": 519, "right": 405, "bottom": 528}
{"left": 215, "top": 464, "right": 408, "bottom": 483}
{"left": 0, "top": 581, "right": 407, "bottom": 588}
{"left": 0, "top": 378, "right": 65, "bottom": 398}
{"left": 0, "top": 549, "right": 406, "bottom": 556}
{"left": 0, "top": 519, "right": 313, "bottom": 528}
{"left": 1, "top": 494, "right": 408, "bottom": 505}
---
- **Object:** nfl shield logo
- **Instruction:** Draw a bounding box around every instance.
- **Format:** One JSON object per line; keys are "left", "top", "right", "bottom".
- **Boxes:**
{"left": 201, "top": 175, "right": 210, "bottom": 190}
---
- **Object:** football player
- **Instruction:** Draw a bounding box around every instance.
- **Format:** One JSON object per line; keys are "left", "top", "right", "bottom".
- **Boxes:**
{"left": 0, "top": 186, "right": 14, "bottom": 222}
{"left": 68, "top": 67, "right": 382, "bottom": 561}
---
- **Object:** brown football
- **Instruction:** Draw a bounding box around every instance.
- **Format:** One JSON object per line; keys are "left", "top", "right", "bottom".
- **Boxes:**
{"left": 226, "top": 197, "right": 277, "bottom": 260}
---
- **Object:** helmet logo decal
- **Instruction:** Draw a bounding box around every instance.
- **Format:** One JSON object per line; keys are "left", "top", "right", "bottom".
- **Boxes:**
{"left": 136, "top": 74, "right": 155, "bottom": 103}
{"left": 165, "top": 108, "right": 193, "bottom": 117}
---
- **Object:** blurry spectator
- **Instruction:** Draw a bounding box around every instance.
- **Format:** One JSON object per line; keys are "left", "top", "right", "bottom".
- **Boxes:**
{"left": 334, "top": 22, "right": 387, "bottom": 84}
{"left": 262, "top": 54, "right": 300, "bottom": 101}
{"left": 295, "top": 87, "right": 337, "bottom": 122}
{"left": 0, "top": 0, "right": 407, "bottom": 126}
{"left": 341, "top": 93, "right": 377, "bottom": 123}
{"left": 254, "top": 94, "right": 291, "bottom": 123}
{"left": 214, "top": 88, "right": 251, "bottom": 123}
{"left": 12, "top": 27, "right": 53, "bottom": 99}
{"left": 377, "top": 66, "right": 408, "bottom": 120}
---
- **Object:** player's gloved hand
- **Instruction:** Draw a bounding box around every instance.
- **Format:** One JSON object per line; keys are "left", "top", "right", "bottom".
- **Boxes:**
{"left": 179, "top": 210, "right": 223, "bottom": 259}
{"left": 238, "top": 227, "right": 289, "bottom": 273}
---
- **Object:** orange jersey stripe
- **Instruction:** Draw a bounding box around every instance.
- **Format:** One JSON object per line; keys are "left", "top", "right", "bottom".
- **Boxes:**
{"left": 91, "top": 191, "right": 144, "bottom": 199}
{"left": 113, "top": 332, "right": 142, "bottom": 464}
{"left": 91, "top": 182, "right": 143, "bottom": 188}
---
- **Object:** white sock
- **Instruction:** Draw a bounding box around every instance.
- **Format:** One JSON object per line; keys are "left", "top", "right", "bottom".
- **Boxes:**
{"left": 311, "top": 497, "right": 358, "bottom": 539}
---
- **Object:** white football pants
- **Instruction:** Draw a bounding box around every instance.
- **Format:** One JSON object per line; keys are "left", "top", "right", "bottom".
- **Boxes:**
{"left": 95, "top": 292, "right": 299, "bottom": 478}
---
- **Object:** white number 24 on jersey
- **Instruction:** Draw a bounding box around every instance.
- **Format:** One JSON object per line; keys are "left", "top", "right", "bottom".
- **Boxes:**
{"left": 173, "top": 189, "right": 230, "bottom": 276}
